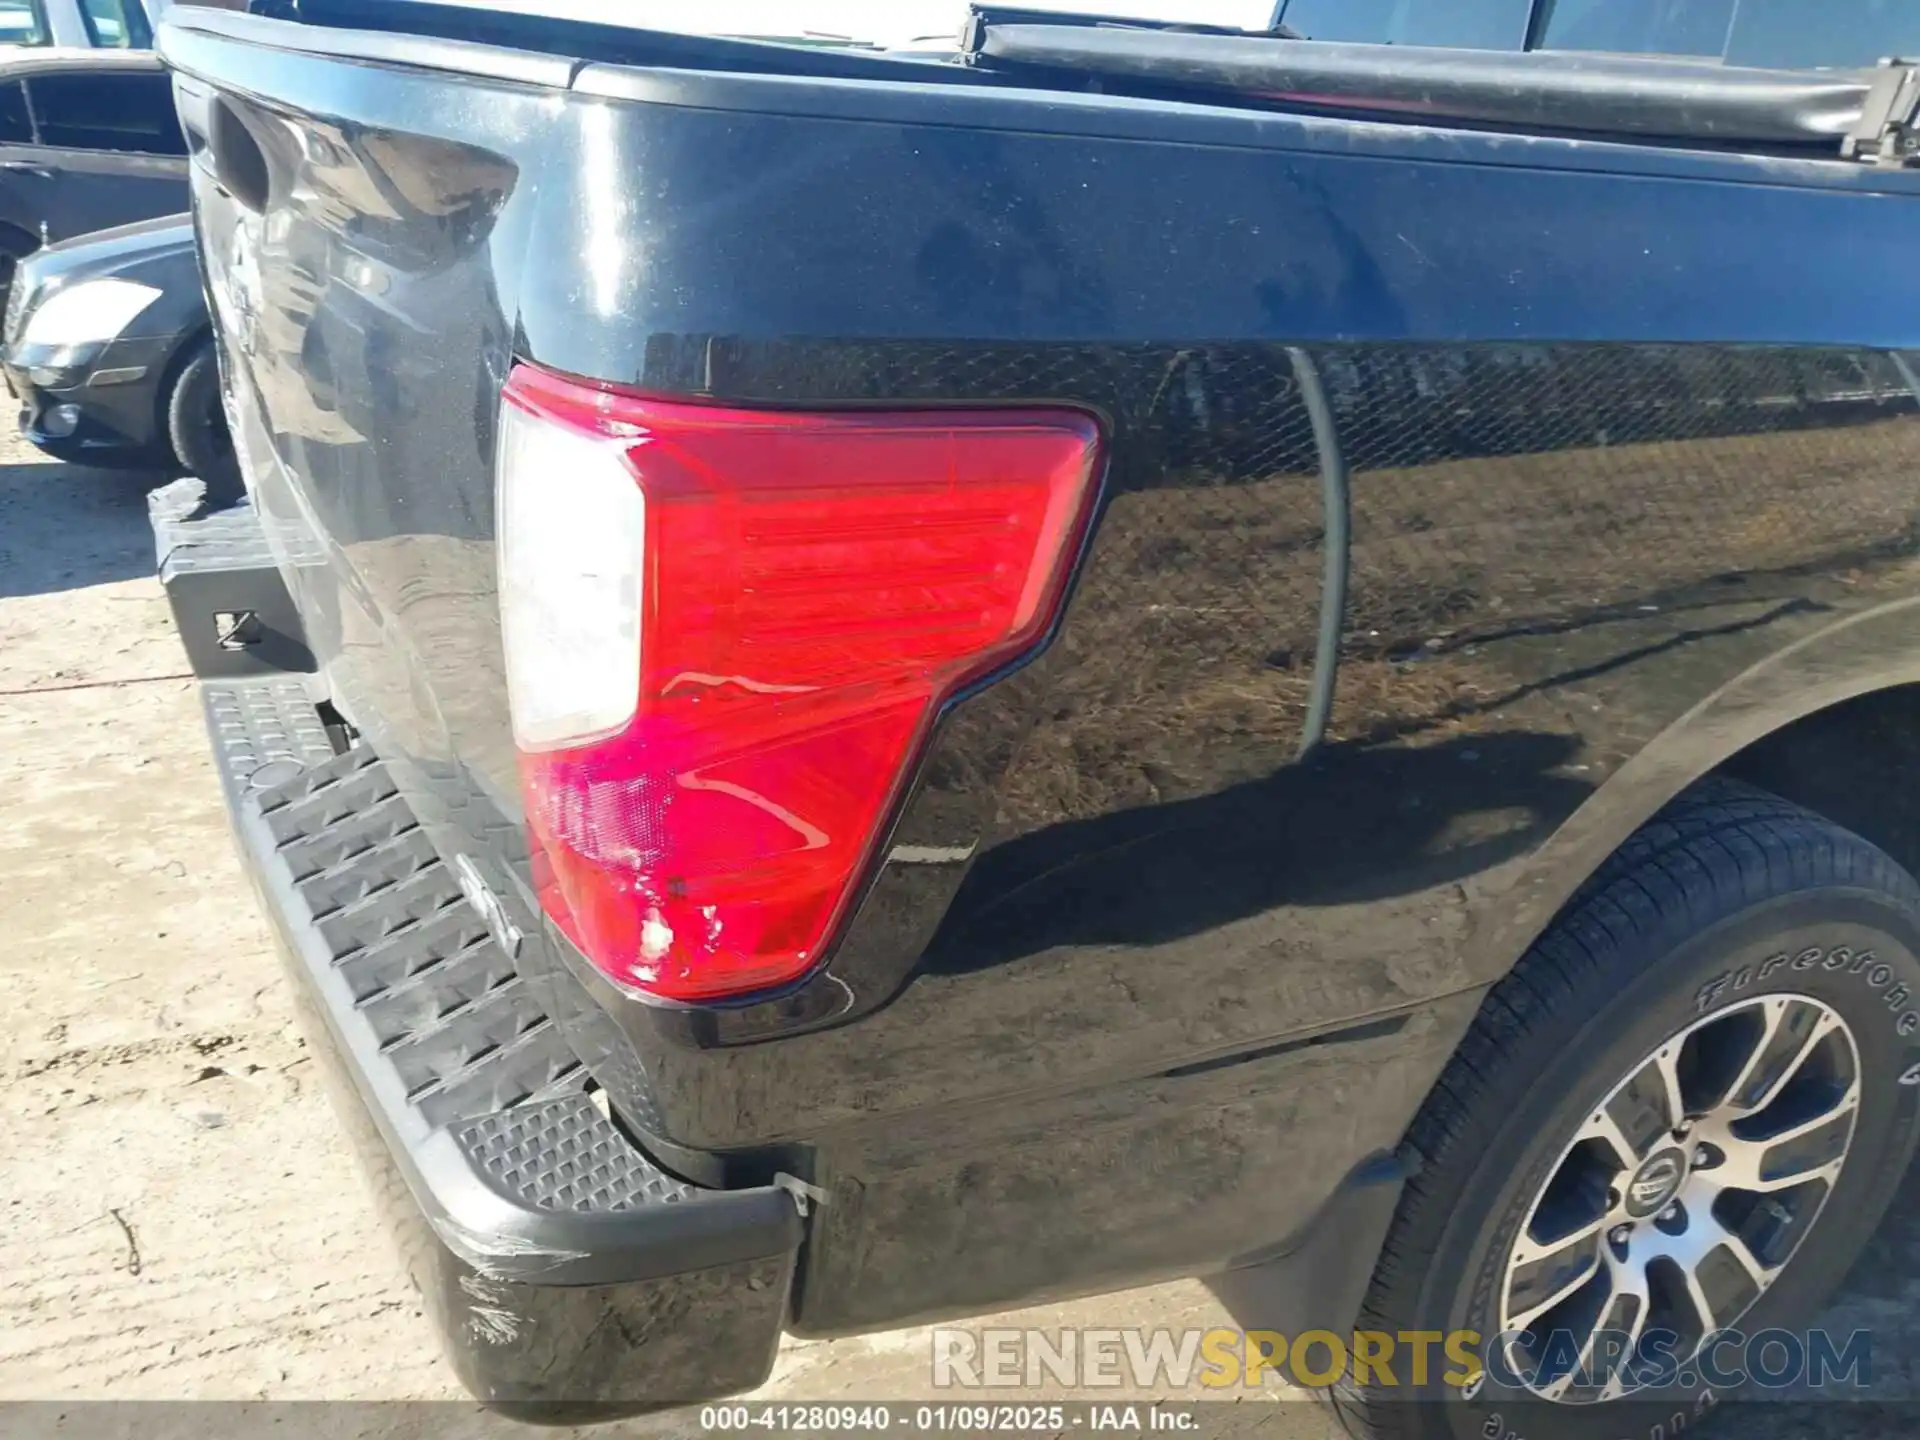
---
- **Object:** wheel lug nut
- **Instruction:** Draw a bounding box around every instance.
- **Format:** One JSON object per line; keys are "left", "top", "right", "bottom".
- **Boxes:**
{"left": 1693, "top": 1145, "right": 1711, "bottom": 1167}
{"left": 1610, "top": 1224, "right": 1633, "bottom": 1246}
{"left": 1660, "top": 1204, "right": 1681, "bottom": 1223}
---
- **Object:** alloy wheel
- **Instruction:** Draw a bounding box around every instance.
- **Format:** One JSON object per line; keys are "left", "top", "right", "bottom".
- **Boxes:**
{"left": 1498, "top": 993, "right": 1860, "bottom": 1402}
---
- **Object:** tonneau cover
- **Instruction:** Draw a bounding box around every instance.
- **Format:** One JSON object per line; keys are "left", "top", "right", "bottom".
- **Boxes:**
{"left": 965, "top": 22, "right": 1873, "bottom": 147}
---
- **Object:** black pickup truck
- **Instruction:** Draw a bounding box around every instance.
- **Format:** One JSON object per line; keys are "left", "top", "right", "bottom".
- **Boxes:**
{"left": 150, "top": 2, "right": 1920, "bottom": 1435}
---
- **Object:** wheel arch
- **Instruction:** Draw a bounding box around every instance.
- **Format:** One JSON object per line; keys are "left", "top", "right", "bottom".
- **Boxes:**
{"left": 1334, "top": 602, "right": 1920, "bottom": 1402}
{"left": 1470, "top": 595, "right": 1920, "bottom": 995}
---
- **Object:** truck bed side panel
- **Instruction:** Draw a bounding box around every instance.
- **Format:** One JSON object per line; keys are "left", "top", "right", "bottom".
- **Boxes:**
{"left": 164, "top": 20, "right": 1920, "bottom": 1330}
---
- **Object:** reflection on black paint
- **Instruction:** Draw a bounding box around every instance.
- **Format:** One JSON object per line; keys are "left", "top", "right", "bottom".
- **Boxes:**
{"left": 931, "top": 729, "right": 1591, "bottom": 972}
{"left": 179, "top": 50, "right": 1920, "bottom": 1340}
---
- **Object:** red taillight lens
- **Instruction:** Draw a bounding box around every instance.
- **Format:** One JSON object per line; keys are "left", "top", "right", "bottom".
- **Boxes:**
{"left": 497, "top": 364, "right": 1101, "bottom": 1003}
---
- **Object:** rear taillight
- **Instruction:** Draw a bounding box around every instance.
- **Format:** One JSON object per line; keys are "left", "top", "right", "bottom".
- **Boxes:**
{"left": 496, "top": 364, "right": 1101, "bottom": 1003}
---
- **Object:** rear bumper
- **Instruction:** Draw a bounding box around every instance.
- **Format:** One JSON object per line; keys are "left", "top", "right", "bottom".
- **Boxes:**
{"left": 157, "top": 487, "right": 801, "bottom": 1415}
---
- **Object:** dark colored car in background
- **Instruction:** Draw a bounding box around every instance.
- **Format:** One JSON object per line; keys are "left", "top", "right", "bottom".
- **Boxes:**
{"left": 0, "top": 48, "right": 188, "bottom": 295}
{"left": 3, "top": 210, "right": 232, "bottom": 490}
{"left": 0, "top": 0, "right": 155, "bottom": 50}
{"left": 150, "top": 0, "right": 1920, "bottom": 1435}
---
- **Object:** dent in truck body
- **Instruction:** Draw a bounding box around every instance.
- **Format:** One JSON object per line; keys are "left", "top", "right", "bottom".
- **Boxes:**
{"left": 163, "top": 11, "right": 1920, "bottom": 1344}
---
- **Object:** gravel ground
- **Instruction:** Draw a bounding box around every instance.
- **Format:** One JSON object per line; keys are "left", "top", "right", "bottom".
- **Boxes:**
{"left": 1, "top": 438, "right": 1916, "bottom": 1439}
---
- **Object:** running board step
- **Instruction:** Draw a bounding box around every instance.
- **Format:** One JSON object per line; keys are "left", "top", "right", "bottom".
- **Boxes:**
{"left": 206, "top": 689, "right": 680, "bottom": 1180}
{"left": 191, "top": 683, "right": 799, "bottom": 1411}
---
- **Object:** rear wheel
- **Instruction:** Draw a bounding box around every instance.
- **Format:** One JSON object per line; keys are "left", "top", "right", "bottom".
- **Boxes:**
{"left": 1333, "top": 781, "right": 1920, "bottom": 1439}
{"left": 166, "top": 340, "right": 243, "bottom": 506}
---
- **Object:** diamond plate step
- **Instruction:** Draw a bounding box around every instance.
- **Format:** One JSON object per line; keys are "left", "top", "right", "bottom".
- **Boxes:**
{"left": 456, "top": 1095, "right": 696, "bottom": 1214}
{"left": 200, "top": 686, "right": 693, "bottom": 1208}
{"left": 203, "top": 678, "right": 336, "bottom": 791}
{"left": 253, "top": 744, "right": 587, "bottom": 1132}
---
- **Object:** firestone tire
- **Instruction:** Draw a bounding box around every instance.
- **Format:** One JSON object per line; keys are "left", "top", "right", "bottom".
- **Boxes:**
{"left": 167, "top": 341, "right": 244, "bottom": 507}
{"left": 1331, "top": 780, "right": 1920, "bottom": 1440}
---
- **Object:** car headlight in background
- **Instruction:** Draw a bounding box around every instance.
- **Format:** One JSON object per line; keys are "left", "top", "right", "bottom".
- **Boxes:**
{"left": 21, "top": 279, "right": 164, "bottom": 347}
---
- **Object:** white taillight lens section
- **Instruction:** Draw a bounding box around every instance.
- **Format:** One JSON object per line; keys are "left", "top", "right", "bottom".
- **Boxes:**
{"left": 495, "top": 388, "right": 645, "bottom": 750}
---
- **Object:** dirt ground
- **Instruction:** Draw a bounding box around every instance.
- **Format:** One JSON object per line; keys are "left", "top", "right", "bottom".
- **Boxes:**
{"left": 0, "top": 438, "right": 1302, "bottom": 1437}
{"left": 2, "top": 438, "right": 1918, "bottom": 1439}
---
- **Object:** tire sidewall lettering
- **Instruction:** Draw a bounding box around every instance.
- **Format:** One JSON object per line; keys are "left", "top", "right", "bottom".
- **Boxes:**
{"left": 1697, "top": 945, "right": 1920, "bottom": 1036}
